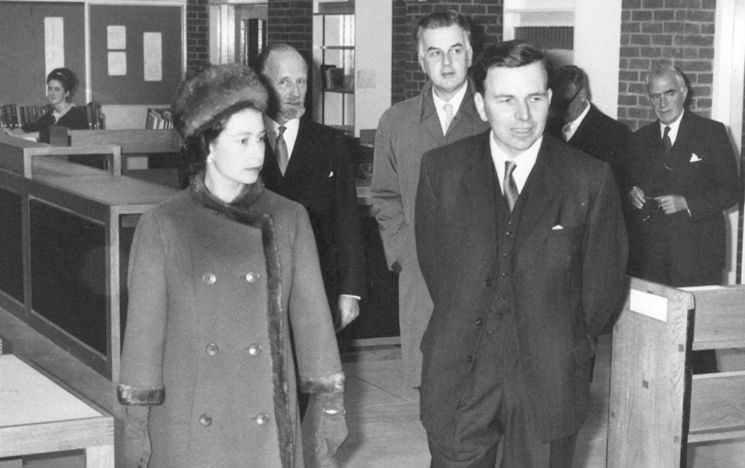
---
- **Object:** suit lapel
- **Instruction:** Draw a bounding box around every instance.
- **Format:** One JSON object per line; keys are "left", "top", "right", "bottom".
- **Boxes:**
{"left": 282, "top": 119, "right": 314, "bottom": 181}
{"left": 511, "top": 139, "right": 563, "bottom": 255}
{"left": 463, "top": 134, "right": 498, "bottom": 243}
{"left": 667, "top": 111, "right": 694, "bottom": 167}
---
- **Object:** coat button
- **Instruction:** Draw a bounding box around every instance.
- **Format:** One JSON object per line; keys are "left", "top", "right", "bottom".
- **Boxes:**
{"left": 254, "top": 413, "right": 270, "bottom": 425}
{"left": 199, "top": 414, "right": 212, "bottom": 426}
{"left": 465, "top": 355, "right": 473, "bottom": 363}
{"left": 484, "top": 278, "right": 492, "bottom": 287}
{"left": 206, "top": 343, "right": 219, "bottom": 356}
{"left": 247, "top": 343, "right": 262, "bottom": 356}
{"left": 202, "top": 272, "right": 216, "bottom": 285}
{"left": 475, "top": 318, "right": 483, "bottom": 326}
{"left": 245, "top": 271, "right": 261, "bottom": 283}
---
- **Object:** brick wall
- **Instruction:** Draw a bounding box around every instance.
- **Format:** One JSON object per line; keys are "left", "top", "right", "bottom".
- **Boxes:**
{"left": 391, "top": 0, "right": 503, "bottom": 104}
{"left": 267, "top": 1, "right": 314, "bottom": 60}
{"left": 618, "top": 0, "right": 717, "bottom": 130}
{"left": 186, "top": 0, "right": 209, "bottom": 77}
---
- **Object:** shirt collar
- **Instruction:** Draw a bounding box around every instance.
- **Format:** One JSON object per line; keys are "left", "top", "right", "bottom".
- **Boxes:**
{"left": 563, "top": 101, "right": 591, "bottom": 140}
{"left": 266, "top": 117, "right": 300, "bottom": 155}
{"left": 489, "top": 132, "right": 542, "bottom": 193}
{"left": 431, "top": 81, "right": 468, "bottom": 117}
{"left": 659, "top": 111, "right": 684, "bottom": 144}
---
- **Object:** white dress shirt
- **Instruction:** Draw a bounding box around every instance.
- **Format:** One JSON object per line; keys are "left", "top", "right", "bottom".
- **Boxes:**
{"left": 490, "top": 133, "right": 542, "bottom": 196}
{"left": 432, "top": 82, "right": 468, "bottom": 134}
{"left": 265, "top": 117, "right": 300, "bottom": 158}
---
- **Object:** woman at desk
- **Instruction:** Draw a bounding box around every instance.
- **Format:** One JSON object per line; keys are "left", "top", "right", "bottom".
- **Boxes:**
{"left": 117, "top": 64, "right": 347, "bottom": 467}
{"left": 21, "top": 67, "right": 88, "bottom": 139}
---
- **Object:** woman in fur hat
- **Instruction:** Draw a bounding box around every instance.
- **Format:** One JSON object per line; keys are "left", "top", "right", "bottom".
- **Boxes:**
{"left": 117, "top": 64, "right": 347, "bottom": 468}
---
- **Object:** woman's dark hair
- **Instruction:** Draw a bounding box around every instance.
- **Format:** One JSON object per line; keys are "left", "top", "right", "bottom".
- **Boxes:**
{"left": 46, "top": 68, "right": 78, "bottom": 95}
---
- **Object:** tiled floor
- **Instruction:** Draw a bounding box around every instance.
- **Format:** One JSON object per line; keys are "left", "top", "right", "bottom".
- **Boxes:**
{"left": 1, "top": 305, "right": 744, "bottom": 467}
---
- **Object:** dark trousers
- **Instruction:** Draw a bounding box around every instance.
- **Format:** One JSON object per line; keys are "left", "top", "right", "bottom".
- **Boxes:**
{"left": 426, "top": 318, "right": 577, "bottom": 468}
{"left": 640, "top": 232, "right": 720, "bottom": 373}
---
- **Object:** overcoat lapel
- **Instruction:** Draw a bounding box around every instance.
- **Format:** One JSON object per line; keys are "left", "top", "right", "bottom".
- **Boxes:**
{"left": 511, "top": 141, "right": 563, "bottom": 256}
{"left": 421, "top": 91, "right": 446, "bottom": 143}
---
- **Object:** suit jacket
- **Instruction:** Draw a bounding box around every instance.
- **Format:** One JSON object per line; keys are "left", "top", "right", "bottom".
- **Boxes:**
{"left": 119, "top": 178, "right": 342, "bottom": 467}
{"left": 415, "top": 132, "right": 628, "bottom": 441}
{"left": 262, "top": 119, "right": 365, "bottom": 315}
{"left": 371, "top": 81, "right": 489, "bottom": 387}
{"left": 626, "top": 110, "right": 741, "bottom": 282}
{"left": 548, "top": 104, "right": 631, "bottom": 185}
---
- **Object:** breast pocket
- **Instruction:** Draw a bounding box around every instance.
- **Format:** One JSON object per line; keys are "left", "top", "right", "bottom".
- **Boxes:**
{"left": 545, "top": 225, "right": 583, "bottom": 272}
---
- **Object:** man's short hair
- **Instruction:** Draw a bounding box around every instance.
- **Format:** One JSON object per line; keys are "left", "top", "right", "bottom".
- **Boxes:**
{"left": 256, "top": 43, "right": 307, "bottom": 73}
{"left": 646, "top": 63, "right": 686, "bottom": 91}
{"left": 550, "top": 65, "right": 588, "bottom": 95}
{"left": 471, "top": 40, "right": 547, "bottom": 95}
{"left": 415, "top": 10, "right": 471, "bottom": 51}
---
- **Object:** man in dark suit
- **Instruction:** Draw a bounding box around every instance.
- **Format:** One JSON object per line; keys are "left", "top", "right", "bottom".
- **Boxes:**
{"left": 547, "top": 64, "right": 631, "bottom": 186}
{"left": 626, "top": 63, "right": 741, "bottom": 287}
{"left": 259, "top": 43, "right": 365, "bottom": 330}
{"left": 415, "top": 41, "right": 628, "bottom": 467}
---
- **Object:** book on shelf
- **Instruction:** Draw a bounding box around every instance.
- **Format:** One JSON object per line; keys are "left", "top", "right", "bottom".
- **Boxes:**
{"left": 146, "top": 108, "right": 173, "bottom": 129}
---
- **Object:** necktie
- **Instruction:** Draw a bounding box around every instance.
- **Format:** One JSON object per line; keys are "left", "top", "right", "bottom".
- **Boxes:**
{"left": 662, "top": 125, "right": 672, "bottom": 153}
{"left": 504, "top": 161, "right": 519, "bottom": 212}
{"left": 275, "top": 125, "right": 289, "bottom": 175}
{"left": 442, "top": 102, "right": 454, "bottom": 134}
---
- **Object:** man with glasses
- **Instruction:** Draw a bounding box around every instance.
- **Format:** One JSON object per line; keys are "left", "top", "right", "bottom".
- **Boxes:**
{"left": 626, "top": 63, "right": 740, "bottom": 290}
{"left": 371, "top": 10, "right": 488, "bottom": 394}
{"left": 547, "top": 65, "right": 631, "bottom": 187}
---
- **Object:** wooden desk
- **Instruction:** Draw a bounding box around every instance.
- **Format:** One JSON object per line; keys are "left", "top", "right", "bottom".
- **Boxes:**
{"left": 607, "top": 279, "right": 745, "bottom": 467}
{"left": 0, "top": 354, "right": 114, "bottom": 467}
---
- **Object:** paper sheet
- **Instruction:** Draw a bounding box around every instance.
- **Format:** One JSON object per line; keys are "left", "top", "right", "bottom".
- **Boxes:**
{"left": 143, "top": 32, "right": 163, "bottom": 82}
{"left": 44, "top": 17, "right": 65, "bottom": 75}
{"left": 0, "top": 355, "right": 101, "bottom": 427}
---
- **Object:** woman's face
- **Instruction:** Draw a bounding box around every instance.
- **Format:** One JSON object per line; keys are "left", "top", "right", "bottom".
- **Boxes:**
{"left": 206, "top": 107, "right": 266, "bottom": 189}
{"left": 47, "top": 79, "right": 69, "bottom": 106}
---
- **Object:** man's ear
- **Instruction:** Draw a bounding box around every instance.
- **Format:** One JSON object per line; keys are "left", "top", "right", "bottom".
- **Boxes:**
{"left": 473, "top": 92, "right": 488, "bottom": 122}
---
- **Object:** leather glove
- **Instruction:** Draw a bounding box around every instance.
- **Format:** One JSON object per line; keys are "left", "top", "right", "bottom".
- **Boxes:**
{"left": 301, "top": 373, "right": 348, "bottom": 468}
{"left": 121, "top": 405, "right": 152, "bottom": 468}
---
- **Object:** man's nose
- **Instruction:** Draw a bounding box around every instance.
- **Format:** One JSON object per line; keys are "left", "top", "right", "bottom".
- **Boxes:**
{"left": 515, "top": 101, "right": 531, "bottom": 120}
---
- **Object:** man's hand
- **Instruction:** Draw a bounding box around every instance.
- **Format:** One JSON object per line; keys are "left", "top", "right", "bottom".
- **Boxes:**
{"left": 336, "top": 295, "right": 360, "bottom": 331}
{"left": 628, "top": 186, "right": 646, "bottom": 210}
{"left": 654, "top": 195, "right": 689, "bottom": 215}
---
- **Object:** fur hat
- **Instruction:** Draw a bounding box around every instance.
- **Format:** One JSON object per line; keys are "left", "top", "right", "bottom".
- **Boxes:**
{"left": 171, "top": 64, "right": 269, "bottom": 138}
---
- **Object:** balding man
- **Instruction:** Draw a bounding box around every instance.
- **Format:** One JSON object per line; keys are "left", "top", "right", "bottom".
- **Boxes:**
{"left": 259, "top": 43, "right": 365, "bottom": 332}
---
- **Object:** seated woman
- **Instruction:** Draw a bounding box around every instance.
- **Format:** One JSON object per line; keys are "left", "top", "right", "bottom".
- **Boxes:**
{"left": 117, "top": 64, "right": 347, "bottom": 467}
{"left": 22, "top": 67, "right": 88, "bottom": 140}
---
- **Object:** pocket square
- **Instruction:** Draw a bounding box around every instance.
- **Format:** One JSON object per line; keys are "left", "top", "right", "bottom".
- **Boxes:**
{"left": 551, "top": 224, "right": 564, "bottom": 230}
{"left": 328, "top": 170, "right": 334, "bottom": 177}
{"left": 689, "top": 153, "right": 702, "bottom": 162}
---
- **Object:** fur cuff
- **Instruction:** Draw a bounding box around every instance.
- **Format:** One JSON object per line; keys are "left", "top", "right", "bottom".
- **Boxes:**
{"left": 300, "top": 372, "right": 345, "bottom": 395}
{"left": 117, "top": 383, "right": 165, "bottom": 406}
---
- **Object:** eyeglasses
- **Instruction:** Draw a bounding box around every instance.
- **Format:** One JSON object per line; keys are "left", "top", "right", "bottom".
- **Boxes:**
{"left": 424, "top": 46, "right": 466, "bottom": 63}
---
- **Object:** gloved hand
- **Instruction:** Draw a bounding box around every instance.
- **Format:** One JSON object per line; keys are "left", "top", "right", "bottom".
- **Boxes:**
{"left": 121, "top": 405, "right": 152, "bottom": 468}
{"left": 301, "top": 373, "right": 348, "bottom": 468}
